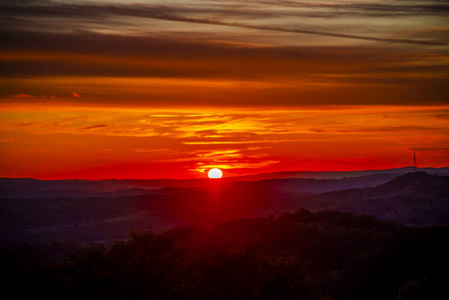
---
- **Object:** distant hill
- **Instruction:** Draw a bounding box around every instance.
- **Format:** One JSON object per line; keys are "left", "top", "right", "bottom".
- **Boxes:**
{"left": 373, "top": 171, "right": 449, "bottom": 196}
{"left": 2, "top": 166, "right": 448, "bottom": 198}
{"left": 323, "top": 171, "right": 449, "bottom": 198}
{"left": 313, "top": 172, "right": 449, "bottom": 226}
{"left": 1, "top": 170, "right": 448, "bottom": 244}
{"left": 228, "top": 166, "right": 449, "bottom": 181}
{"left": 0, "top": 187, "right": 159, "bottom": 199}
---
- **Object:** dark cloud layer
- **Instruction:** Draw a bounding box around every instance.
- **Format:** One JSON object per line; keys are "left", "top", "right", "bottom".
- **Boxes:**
{"left": 0, "top": 28, "right": 445, "bottom": 75}
{"left": 1, "top": 29, "right": 448, "bottom": 106}
{"left": 1, "top": 1, "right": 447, "bottom": 46}
{"left": 1, "top": 1, "right": 448, "bottom": 106}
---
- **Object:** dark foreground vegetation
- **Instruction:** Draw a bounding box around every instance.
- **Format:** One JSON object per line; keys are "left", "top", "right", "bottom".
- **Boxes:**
{"left": 1, "top": 209, "right": 448, "bottom": 300}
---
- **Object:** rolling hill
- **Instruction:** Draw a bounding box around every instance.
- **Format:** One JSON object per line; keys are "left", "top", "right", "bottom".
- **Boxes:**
{"left": 1, "top": 169, "right": 448, "bottom": 244}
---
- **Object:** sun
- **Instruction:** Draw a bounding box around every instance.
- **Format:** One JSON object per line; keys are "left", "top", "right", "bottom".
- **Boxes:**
{"left": 208, "top": 168, "right": 223, "bottom": 179}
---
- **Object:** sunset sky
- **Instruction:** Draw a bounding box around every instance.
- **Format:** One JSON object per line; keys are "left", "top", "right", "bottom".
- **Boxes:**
{"left": 1, "top": 0, "right": 448, "bottom": 179}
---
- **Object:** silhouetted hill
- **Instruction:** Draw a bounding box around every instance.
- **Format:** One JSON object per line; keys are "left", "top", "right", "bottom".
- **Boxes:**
{"left": 230, "top": 166, "right": 449, "bottom": 181}
{"left": 1, "top": 171, "right": 448, "bottom": 244}
{"left": 316, "top": 172, "right": 449, "bottom": 226}
{"left": 375, "top": 171, "right": 449, "bottom": 196}
{"left": 0, "top": 188, "right": 161, "bottom": 199}
{"left": 0, "top": 177, "right": 209, "bottom": 194}
{"left": 2, "top": 167, "right": 448, "bottom": 198}
{"left": 241, "top": 172, "right": 401, "bottom": 194}
{"left": 323, "top": 171, "right": 449, "bottom": 196}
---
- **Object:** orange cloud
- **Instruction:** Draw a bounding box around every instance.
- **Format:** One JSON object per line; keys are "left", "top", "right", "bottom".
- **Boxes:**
{"left": 73, "top": 92, "right": 81, "bottom": 97}
{"left": 0, "top": 104, "right": 447, "bottom": 179}
{"left": 12, "top": 93, "right": 33, "bottom": 98}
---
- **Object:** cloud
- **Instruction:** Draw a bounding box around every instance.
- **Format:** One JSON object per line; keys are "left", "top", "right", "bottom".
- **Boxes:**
{"left": 73, "top": 92, "right": 80, "bottom": 97}
{"left": 435, "top": 114, "right": 449, "bottom": 120}
{"left": 338, "top": 126, "right": 441, "bottom": 133}
{"left": 98, "top": 5, "right": 449, "bottom": 46}
{"left": 12, "top": 93, "right": 33, "bottom": 98}
{"left": 81, "top": 124, "right": 108, "bottom": 130}
{"left": 0, "top": 1, "right": 446, "bottom": 46}
{"left": 2, "top": 105, "right": 448, "bottom": 178}
{"left": 1, "top": 2, "right": 448, "bottom": 107}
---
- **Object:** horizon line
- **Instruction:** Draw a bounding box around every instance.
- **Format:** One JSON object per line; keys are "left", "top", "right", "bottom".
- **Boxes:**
{"left": 1, "top": 166, "right": 448, "bottom": 181}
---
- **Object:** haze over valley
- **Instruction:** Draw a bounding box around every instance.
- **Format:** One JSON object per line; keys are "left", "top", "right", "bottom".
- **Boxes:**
{"left": 2, "top": 167, "right": 448, "bottom": 244}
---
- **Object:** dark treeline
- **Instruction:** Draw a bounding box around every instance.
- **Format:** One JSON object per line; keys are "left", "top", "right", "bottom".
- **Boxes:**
{"left": 1, "top": 209, "right": 447, "bottom": 299}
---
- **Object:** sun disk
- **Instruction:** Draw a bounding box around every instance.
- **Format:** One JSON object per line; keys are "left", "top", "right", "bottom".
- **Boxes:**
{"left": 208, "top": 168, "right": 223, "bottom": 179}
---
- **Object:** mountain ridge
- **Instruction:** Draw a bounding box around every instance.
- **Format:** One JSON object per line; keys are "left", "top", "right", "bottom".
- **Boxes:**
{"left": 1, "top": 170, "right": 448, "bottom": 244}
{"left": 1, "top": 166, "right": 448, "bottom": 199}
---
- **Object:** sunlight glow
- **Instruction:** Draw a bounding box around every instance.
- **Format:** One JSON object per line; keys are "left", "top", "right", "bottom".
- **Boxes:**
{"left": 208, "top": 168, "right": 223, "bottom": 179}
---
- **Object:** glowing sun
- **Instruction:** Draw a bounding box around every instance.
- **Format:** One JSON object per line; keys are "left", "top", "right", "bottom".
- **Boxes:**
{"left": 208, "top": 168, "right": 223, "bottom": 179}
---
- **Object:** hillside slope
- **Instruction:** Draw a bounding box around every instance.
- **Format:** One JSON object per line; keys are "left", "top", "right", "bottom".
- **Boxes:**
{"left": 1, "top": 172, "right": 448, "bottom": 244}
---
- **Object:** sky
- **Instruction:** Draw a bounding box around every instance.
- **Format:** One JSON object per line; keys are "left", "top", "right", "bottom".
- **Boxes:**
{"left": 1, "top": 0, "right": 448, "bottom": 179}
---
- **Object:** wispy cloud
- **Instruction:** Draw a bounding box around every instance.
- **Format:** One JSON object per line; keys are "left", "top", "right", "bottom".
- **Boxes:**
{"left": 1, "top": 1, "right": 448, "bottom": 107}
{"left": 81, "top": 124, "right": 107, "bottom": 130}
{"left": 1, "top": 105, "right": 448, "bottom": 178}
{"left": 0, "top": 1, "right": 447, "bottom": 46}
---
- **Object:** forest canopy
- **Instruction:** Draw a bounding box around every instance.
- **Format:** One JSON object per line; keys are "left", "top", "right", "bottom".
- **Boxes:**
{"left": 1, "top": 209, "right": 447, "bottom": 300}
